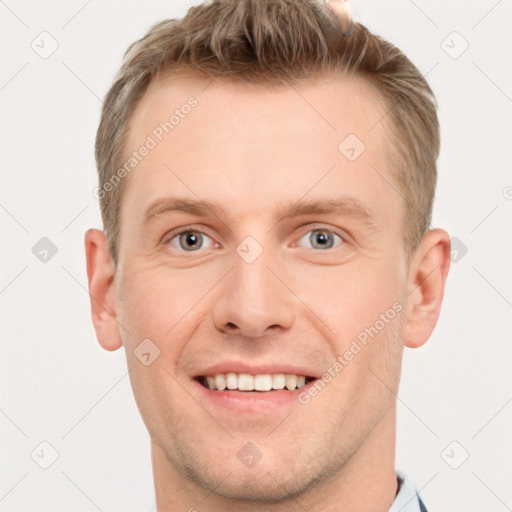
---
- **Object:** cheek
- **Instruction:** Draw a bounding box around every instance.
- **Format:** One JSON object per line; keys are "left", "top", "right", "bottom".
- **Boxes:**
{"left": 115, "top": 263, "right": 215, "bottom": 349}
{"left": 115, "top": 267, "right": 207, "bottom": 427}
{"left": 291, "top": 257, "right": 406, "bottom": 347}
{"left": 117, "top": 272, "right": 168, "bottom": 340}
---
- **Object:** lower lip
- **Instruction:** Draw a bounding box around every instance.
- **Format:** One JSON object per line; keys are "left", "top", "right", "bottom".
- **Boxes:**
{"left": 192, "top": 379, "right": 315, "bottom": 413}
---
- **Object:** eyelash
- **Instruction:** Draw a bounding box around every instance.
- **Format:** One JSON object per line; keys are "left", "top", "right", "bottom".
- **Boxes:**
{"left": 163, "top": 225, "right": 345, "bottom": 253}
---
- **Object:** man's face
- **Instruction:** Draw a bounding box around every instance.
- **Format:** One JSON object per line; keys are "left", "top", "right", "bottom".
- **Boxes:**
{"left": 115, "top": 73, "right": 410, "bottom": 500}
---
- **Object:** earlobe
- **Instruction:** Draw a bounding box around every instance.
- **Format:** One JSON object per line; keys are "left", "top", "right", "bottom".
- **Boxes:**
{"left": 404, "top": 229, "right": 451, "bottom": 349}
{"left": 84, "top": 228, "right": 123, "bottom": 351}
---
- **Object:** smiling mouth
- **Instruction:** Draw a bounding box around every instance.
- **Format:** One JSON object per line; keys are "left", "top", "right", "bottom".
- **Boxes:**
{"left": 196, "top": 373, "right": 317, "bottom": 392}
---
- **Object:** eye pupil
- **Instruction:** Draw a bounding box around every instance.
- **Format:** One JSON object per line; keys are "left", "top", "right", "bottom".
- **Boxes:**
{"left": 180, "top": 232, "right": 202, "bottom": 250}
{"left": 316, "top": 232, "right": 328, "bottom": 244}
{"left": 310, "top": 230, "right": 334, "bottom": 249}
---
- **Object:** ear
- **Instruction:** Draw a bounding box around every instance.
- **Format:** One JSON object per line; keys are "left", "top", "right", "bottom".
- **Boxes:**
{"left": 84, "top": 228, "right": 123, "bottom": 351}
{"left": 404, "top": 228, "right": 451, "bottom": 348}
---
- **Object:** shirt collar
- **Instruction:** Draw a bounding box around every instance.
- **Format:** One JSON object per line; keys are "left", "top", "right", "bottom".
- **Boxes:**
{"left": 388, "top": 470, "right": 424, "bottom": 512}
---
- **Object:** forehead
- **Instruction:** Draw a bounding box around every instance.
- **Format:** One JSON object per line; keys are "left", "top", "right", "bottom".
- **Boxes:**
{"left": 128, "top": 70, "right": 390, "bottom": 154}
{"left": 121, "top": 70, "right": 399, "bottom": 229}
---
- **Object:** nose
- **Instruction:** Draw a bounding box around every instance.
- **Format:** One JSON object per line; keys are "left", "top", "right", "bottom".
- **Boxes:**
{"left": 212, "top": 247, "right": 296, "bottom": 338}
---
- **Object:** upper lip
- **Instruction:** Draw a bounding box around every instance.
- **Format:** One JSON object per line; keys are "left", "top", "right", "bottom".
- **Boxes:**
{"left": 192, "top": 361, "right": 320, "bottom": 379}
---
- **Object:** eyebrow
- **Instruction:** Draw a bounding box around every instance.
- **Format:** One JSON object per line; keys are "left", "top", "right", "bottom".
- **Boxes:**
{"left": 143, "top": 196, "right": 378, "bottom": 230}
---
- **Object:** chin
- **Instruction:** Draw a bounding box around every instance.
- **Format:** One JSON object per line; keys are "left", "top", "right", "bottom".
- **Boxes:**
{"left": 186, "top": 465, "right": 313, "bottom": 503}
{"left": 174, "top": 442, "right": 345, "bottom": 504}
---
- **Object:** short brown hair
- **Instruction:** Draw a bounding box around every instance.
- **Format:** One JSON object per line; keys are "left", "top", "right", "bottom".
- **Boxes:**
{"left": 95, "top": 0, "right": 440, "bottom": 264}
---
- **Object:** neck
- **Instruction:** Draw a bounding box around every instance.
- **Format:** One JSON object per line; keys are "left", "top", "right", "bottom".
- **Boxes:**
{"left": 152, "top": 404, "right": 398, "bottom": 512}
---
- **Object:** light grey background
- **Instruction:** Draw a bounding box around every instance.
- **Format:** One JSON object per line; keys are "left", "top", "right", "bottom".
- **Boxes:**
{"left": 1, "top": 1, "right": 511, "bottom": 510}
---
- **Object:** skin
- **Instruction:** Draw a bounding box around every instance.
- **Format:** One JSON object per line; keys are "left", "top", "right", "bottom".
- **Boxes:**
{"left": 85, "top": 71, "right": 450, "bottom": 511}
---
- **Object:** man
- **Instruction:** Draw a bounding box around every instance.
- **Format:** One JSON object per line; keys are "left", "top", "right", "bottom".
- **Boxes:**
{"left": 85, "top": 0, "right": 450, "bottom": 510}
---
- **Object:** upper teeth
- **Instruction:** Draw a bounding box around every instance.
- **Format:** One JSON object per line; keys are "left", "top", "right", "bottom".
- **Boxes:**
{"left": 204, "top": 373, "right": 307, "bottom": 391}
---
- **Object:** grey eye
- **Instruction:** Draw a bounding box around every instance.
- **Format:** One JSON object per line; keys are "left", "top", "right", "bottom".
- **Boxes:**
{"left": 170, "top": 231, "right": 213, "bottom": 252}
{"left": 298, "top": 229, "right": 343, "bottom": 250}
